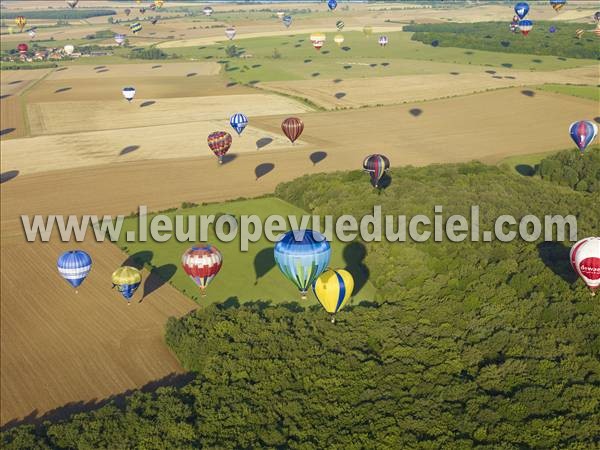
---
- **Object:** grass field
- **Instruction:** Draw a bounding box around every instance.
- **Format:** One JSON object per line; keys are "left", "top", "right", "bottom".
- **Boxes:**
{"left": 116, "top": 197, "right": 378, "bottom": 306}
{"left": 533, "top": 83, "right": 600, "bottom": 102}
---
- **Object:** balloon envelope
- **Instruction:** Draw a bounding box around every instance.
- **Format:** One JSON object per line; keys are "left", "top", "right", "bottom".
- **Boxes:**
{"left": 378, "top": 35, "right": 389, "bottom": 46}
{"left": 114, "top": 33, "right": 126, "bottom": 45}
{"left": 112, "top": 266, "right": 142, "bottom": 300}
{"left": 518, "top": 19, "right": 533, "bottom": 36}
{"left": 230, "top": 113, "right": 249, "bottom": 135}
{"left": 203, "top": 6, "right": 213, "bottom": 16}
{"left": 570, "top": 237, "right": 600, "bottom": 293}
{"left": 17, "top": 43, "right": 28, "bottom": 54}
{"left": 313, "top": 268, "right": 354, "bottom": 315}
{"left": 181, "top": 245, "right": 223, "bottom": 293}
{"left": 281, "top": 117, "right": 304, "bottom": 143}
{"left": 225, "top": 27, "right": 236, "bottom": 40}
{"left": 122, "top": 87, "right": 136, "bottom": 102}
{"left": 207, "top": 131, "right": 232, "bottom": 163}
{"left": 57, "top": 250, "right": 92, "bottom": 288}
{"left": 549, "top": 0, "right": 566, "bottom": 12}
{"left": 336, "top": 20, "right": 344, "bottom": 31}
{"left": 514, "top": 2, "right": 530, "bottom": 19}
{"left": 569, "top": 120, "right": 598, "bottom": 152}
{"left": 130, "top": 22, "right": 142, "bottom": 34}
{"left": 334, "top": 34, "right": 344, "bottom": 46}
{"left": 283, "top": 15, "right": 292, "bottom": 28}
{"left": 64, "top": 45, "right": 74, "bottom": 55}
{"left": 15, "top": 16, "right": 26, "bottom": 32}
{"left": 274, "top": 229, "right": 331, "bottom": 298}
{"left": 363, "top": 154, "right": 390, "bottom": 187}
{"left": 328, "top": 0, "right": 337, "bottom": 11}
{"left": 310, "top": 32, "right": 326, "bottom": 50}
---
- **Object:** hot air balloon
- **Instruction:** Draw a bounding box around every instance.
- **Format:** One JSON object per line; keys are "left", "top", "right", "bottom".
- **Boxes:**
{"left": 575, "top": 29, "right": 584, "bottom": 39}
{"left": 181, "top": 245, "right": 222, "bottom": 296}
{"left": 64, "top": 45, "right": 74, "bottom": 55}
{"left": 15, "top": 16, "right": 26, "bottom": 33}
{"left": 17, "top": 43, "right": 28, "bottom": 55}
{"left": 154, "top": 0, "right": 165, "bottom": 8}
{"left": 549, "top": 26, "right": 556, "bottom": 33}
{"left": 310, "top": 32, "right": 326, "bottom": 50}
{"left": 57, "top": 250, "right": 92, "bottom": 291}
{"left": 274, "top": 229, "right": 331, "bottom": 299}
{"left": 514, "top": 2, "right": 529, "bottom": 19}
{"left": 66, "top": 0, "right": 79, "bottom": 7}
{"left": 363, "top": 154, "right": 390, "bottom": 187}
{"left": 336, "top": 20, "right": 344, "bottom": 31}
{"left": 283, "top": 15, "right": 292, "bottom": 28}
{"left": 140, "top": 8, "right": 146, "bottom": 14}
{"left": 130, "top": 22, "right": 142, "bottom": 34}
{"left": 518, "top": 19, "right": 533, "bottom": 36}
{"left": 122, "top": 87, "right": 136, "bottom": 102}
{"left": 569, "top": 120, "right": 598, "bottom": 153}
{"left": 328, "top": 0, "right": 337, "bottom": 12}
{"left": 114, "top": 33, "right": 126, "bottom": 45}
{"left": 570, "top": 237, "right": 600, "bottom": 295}
{"left": 225, "top": 27, "right": 236, "bottom": 40}
{"left": 203, "top": 6, "right": 214, "bottom": 16}
{"left": 151, "top": 17, "right": 159, "bottom": 25}
{"left": 378, "top": 35, "right": 389, "bottom": 47}
{"left": 334, "top": 34, "right": 345, "bottom": 46}
{"left": 313, "top": 268, "right": 354, "bottom": 323}
{"left": 27, "top": 29, "right": 36, "bottom": 39}
{"left": 124, "top": 8, "right": 131, "bottom": 16}
{"left": 281, "top": 117, "right": 304, "bottom": 144}
{"left": 510, "top": 22, "right": 519, "bottom": 33}
{"left": 363, "top": 26, "right": 373, "bottom": 37}
{"left": 230, "top": 113, "right": 248, "bottom": 136}
{"left": 111, "top": 266, "right": 142, "bottom": 303}
{"left": 276, "top": 11, "right": 285, "bottom": 19}
{"left": 595, "top": 11, "right": 600, "bottom": 23}
{"left": 207, "top": 131, "right": 232, "bottom": 163}
{"left": 549, "top": 0, "right": 566, "bottom": 12}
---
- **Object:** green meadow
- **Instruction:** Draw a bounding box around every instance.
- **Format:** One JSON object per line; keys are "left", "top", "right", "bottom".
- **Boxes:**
{"left": 534, "top": 83, "right": 600, "bottom": 102}
{"left": 116, "top": 197, "right": 378, "bottom": 306}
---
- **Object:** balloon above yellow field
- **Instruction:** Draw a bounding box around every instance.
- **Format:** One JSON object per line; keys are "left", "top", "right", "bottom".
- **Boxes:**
{"left": 15, "top": 16, "right": 26, "bottom": 32}
{"left": 281, "top": 117, "right": 304, "bottom": 143}
{"left": 225, "top": 27, "right": 236, "bottom": 40}
{"left": 122, "top": 87, "right": 136, "bottom": 102}
{"left": 66, "top": 0, "right": 79, "bottom": 8}
{"left": 310, "top": 32, "right": 326, "bottom": 51}
{"left": 203, "top": 6, "right": 214, "bottom": 16}
{"left": 334, "top": 34, "right": 344, "bottom": 46}
{"left": 57, "top": 250, "right": 92, "bottom": 291}
{"left": 111, "top": 266, "right": 142, "bottom": 303}
{"left": 313, "top": 268, "right": 354, "bottom": 323}
{"left": 207, "top": 131, "right": 232, "bottom": 163}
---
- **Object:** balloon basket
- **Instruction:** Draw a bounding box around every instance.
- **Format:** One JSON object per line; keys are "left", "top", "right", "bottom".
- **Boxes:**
{"left": 330, "top": 315, "right": 336, "bottom": 324}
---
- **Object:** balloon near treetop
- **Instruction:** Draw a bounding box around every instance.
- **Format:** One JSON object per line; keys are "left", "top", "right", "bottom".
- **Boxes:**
{"left": 363, "top": 154, "right": 390, "bottom": 188}
{"left": 111, "top": 266, "right": 142, "bottom": 302}
{"left": 274, "top": 229, "right": 331, "bottom": 299}
{"left": 57, "top": 250, "right": 92, "bottom": 290}
{"left": 207, "top": 131, "right": 232, "bottom": 164}
{"left": 313, "top": 268, "right": 354, "bottom": 323}
{"left": 570, "top": 237, "right": 600, "bottom": 295}
{"left": 281, "top": 117, "right": 304, "bottom": 143}
{"left": 569, "top": 120, "right": 598, "bottom": 154}
{"left": 181, "top": 245, "right": 223, "bottom": 296}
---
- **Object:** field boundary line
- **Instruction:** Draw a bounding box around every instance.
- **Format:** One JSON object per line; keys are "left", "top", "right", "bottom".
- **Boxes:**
{"left": 17, "top": 69, "right": 54, "bottom": 137}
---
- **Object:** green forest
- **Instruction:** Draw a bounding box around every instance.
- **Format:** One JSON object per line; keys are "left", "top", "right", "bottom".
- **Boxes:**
{"left": 2, "top": 151, "right": 600, "bottom": 448}
{"left": 405, "top": 22, "right": 600, "bottom": 60}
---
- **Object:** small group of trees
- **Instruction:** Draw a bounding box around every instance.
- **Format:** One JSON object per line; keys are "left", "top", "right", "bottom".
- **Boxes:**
{"left": 536, "top": 147, "right": 600, "bottom": 193}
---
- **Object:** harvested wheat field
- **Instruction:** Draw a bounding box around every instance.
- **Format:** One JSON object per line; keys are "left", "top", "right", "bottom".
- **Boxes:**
{"left": 260, "top": 65, "right": 600, "bottom": 109}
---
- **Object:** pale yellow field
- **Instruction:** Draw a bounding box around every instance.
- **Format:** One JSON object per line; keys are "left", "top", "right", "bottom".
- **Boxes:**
{"left": 25, "top": 93, "right": 312, "bottom": 135}
{"left": 260, "top": 65, "right": 600, "bottom": 109}
{"left": 45, "top": 62, "right": 220, "bottom": 80}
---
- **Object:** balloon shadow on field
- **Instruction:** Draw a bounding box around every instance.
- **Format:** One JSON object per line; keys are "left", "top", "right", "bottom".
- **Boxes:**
{"left": 140, "top": 100, "right": 155, "bottom": 107}
{"left": 151, "top": 65, "right": 162, "bottom": 69}
{"left": 0, "top": 128, "right": 16, "bottom": 136}
{"left": 96, "top": 69, "right": 109, "bottom": 73}
{"left": 0, "top": 94, "right": 11, "bottom": 100}
{"left": 593, "top": 117, "right": 600, "bottom": 124}
{"left": 537, "top": 242, "right": 578, "bottom": 284}
{"left": 341, "top": 46, "right": 351, "bottom": 51}
{"left": 310, "top": 151, "right": 327, "bottom": 165}
{"left": 343, "top": 242, "right": 370, "bottom": 296}
{"left": 54, "top": 87, "right": 72, "bottom": 93}
{"left": 226, "top": 81, "right": 238, "bottom": 87}
{"left": 119, "top": 145, "right": 140, "bottom": 156}
{"left": 221, "top": 153, "right": 237, "bottom": 165}
{"left": 450, "top": 72, "right": 460, "bottom": 75}
{"left": 334, "top": 92, "right": 346, "bottom": 99}
{"left": 311, "top": 72, "right": 320, "bottom": 77}
{"left": 141, "top": 264, "right": 177, "bottom": 302}
{"left": 256, "top": 137, "right": 273, "bottom": 150}
{"left": 254, "top": 247, "right": 275, "bottom": 284}
{"left": 1, "top": 170, "right": 19, "bottom": 184}
{"left": 501, "top": 63, "right": 513, "bottom": 68}
{"left": 333, "top": 78, "right": 343, "bottom": 83}
{"left": 186, "top": 72, "right": 197, "bottom": 77}
{"left": 123, "top": 250, "right": 153, "bottom": 269}
{"left": 515, "top": 164, "right": 535, "bottom": 176}
{"left": 409, "top": 108, "right": 422, "bottom": 117}
{"left": 55, "top": 67, "right": 68, "bottom": 72}
{"left": 8, "top": 80, "right": 22, "bottom": 85}
{"left": 485, "top": 70, "right": 496, "bottom": 74}
{"left": 521, "top": 90, "right": 535, "bottom": 97}
{"left": 255, "top": 163, "right": 274, "bottom": 180}
{"left": 93, "top": 65, "right": 106, "bottom": 70}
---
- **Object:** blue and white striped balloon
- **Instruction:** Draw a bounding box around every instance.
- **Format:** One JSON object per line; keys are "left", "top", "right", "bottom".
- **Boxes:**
{"left": 57, "top": 250, "right": 92, "bottom": 289}
{"left": 230, "top": 112, "right": 249, "bottom": 135}
{"left": 282, "top": 15, "right": 292, "bottom": 28}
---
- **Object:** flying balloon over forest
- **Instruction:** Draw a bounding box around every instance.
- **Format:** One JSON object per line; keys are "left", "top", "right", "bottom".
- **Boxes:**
{"left": 181, "top": 245, "right": 223, "bottom": 296}
{"left": 207, "top": 131, "right": 233, "bottom": 163}
{"left": 363, "top": 154, "right": 390, "bottom": 187}
{"left": 230, "top": 113, "right": 248, "bottom": 136}
{"left": 313, "top": 268, "right": 354, "bottom": 323}
{"left": 274, "top": 229, "right": 331, "bottom": 299}
{"left": 518, "top": 19, "right": 533, "bottom": 36}
{"left": 57, "top": 250, "right": 92, "bottom": 291}
{"left": 281, "top": 117, "right": 304, "bottom": 143}
{"left": 569, "top": 120, "right": 598, "bottom": 153}
{"left": 570, "top": 237, "right": 600, "bottom": 295}
{"left": 111, "top": 267, "right": 142, "bottom": 304}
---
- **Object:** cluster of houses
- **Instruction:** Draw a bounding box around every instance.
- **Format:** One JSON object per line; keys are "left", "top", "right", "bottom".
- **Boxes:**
{"left": 5, "top": 47, "right": 113, "bottom": 63}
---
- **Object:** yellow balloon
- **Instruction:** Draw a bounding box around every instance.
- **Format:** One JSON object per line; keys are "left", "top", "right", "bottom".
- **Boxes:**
{"left": 334, "top": 34, "right": 344, "bottom": 46}
{"left": 313, "top": 268, "right": 354, "bottom": 321}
